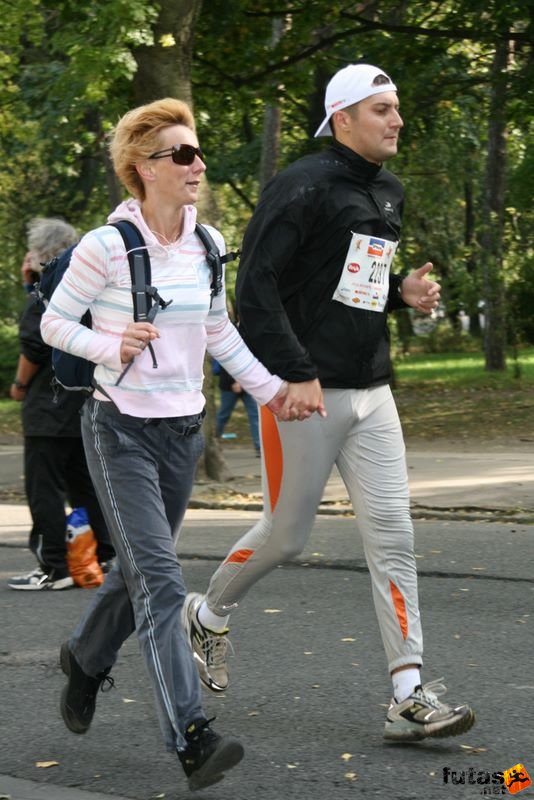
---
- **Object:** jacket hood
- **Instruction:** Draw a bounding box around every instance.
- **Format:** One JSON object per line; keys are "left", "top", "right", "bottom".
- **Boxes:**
{"left": 107, "top": 199, "right": 198, "bottom": 249}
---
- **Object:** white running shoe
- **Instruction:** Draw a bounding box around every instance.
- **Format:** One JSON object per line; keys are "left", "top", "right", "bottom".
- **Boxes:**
{"left": 182, "top": 593, "right": 231, "bottom": 694}
{"left": 384, "top": 678, "right": 475, "bottom": 741}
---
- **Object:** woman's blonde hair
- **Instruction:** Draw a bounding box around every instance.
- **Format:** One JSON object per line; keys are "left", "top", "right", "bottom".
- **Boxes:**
{"left": 110, "top": 98, "right": 195, "bottom": 200}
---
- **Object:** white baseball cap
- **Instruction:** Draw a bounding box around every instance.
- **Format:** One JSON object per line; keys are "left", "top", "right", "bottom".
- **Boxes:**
{"left": 314, "top": 63, "right": 397, "bottom": 138}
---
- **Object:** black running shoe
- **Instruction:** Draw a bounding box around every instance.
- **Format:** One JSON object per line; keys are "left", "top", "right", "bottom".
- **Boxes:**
{"left": 178, "top": 717, "right": 244, "bottom": 791}
{"left": 59, "top": 642, "right": 113, "bottom": 734}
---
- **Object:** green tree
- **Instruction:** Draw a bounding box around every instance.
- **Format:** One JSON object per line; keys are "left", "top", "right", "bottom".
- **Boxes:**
{"left": 1, "top": 0, "right": 532, "bottom": 369}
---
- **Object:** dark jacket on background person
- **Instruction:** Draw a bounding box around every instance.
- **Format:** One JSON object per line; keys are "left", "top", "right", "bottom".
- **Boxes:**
{"left": 236, "top": 140, "right": 407, "bottom": 389}
{"left": 19, "top": 297, "right": 87, "bottom": 435}
{"left": 17, "top": 295, "right": 114, "bottom": 572}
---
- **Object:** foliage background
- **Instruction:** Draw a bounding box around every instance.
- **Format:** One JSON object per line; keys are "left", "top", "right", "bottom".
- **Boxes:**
{"left": 1, "top": 0, "right": 533, "bottom": 391}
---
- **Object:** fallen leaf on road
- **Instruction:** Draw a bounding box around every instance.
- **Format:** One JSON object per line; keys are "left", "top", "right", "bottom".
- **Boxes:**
{"left": 36, "top": 761, "right": 59, "bottom": 768}
{"left": 460, "top": 745, "right": 487, "bottom": 753}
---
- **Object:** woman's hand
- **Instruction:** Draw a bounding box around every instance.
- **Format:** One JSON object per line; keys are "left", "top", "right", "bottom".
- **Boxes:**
{"left": 120, "top": 321, "right": 160, "bottom": 364}
{"left": 268, "top": 378, "right": 327, "bottom": 421}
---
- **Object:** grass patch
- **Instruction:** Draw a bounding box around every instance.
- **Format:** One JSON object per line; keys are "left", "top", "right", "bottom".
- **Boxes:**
{"left": 392, "top": 347, "right": 534, "bottom": 444}
{"left": 1, "top": 348, "right": 532, "bottom": 447}
{"left": 0, "top": 400, "right": 22, "bottom": 439}
{"left": 393, "top": 347, "right": 534, "bottom": 388}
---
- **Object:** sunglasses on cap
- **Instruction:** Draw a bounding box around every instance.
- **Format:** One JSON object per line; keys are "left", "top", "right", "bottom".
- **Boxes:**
{"left": 148, "top": 144, "right": 204, "bottom": 165}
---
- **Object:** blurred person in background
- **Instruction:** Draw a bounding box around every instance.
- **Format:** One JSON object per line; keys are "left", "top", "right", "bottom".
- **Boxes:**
{"left": 214, "top": 355, "right": 261, "bottom": 455}
{"left": 9, "top": 217, "right": 115, "bottom": 591}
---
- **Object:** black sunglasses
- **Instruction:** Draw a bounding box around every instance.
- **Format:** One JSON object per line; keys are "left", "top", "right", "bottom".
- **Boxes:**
{"left": 148, "top": 144, "right": 204, "bottom": 166}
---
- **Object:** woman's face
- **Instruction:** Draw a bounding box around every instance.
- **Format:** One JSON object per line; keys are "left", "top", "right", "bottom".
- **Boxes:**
{"left": 144, "top": 124, "right": 206, "bottom": 207}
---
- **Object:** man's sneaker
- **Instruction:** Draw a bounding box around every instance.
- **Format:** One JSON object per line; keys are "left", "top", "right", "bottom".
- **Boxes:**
{"left": 59, "top": 642, "right": 113, "bottom": 734}
{"left": 181, "top": 593, "right": 231, "bottom": 694}
{"left": 384, "top": 678, "right": 476, "bottom": 741}
{"left": 178, "top": 717, "right": 244, "bottom": 790}
{"left": 8, "top": 566, "right": 74, "bottom": 591}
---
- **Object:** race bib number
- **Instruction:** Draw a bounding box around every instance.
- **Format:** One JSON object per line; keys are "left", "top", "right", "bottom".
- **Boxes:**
{"left": 332, "top": 232, "right": 398, "bottom": 312}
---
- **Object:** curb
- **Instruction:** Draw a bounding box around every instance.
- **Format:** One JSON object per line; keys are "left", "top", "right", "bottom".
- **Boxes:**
{"left": 188, "top": 497, "right": 534, "bottom": 524}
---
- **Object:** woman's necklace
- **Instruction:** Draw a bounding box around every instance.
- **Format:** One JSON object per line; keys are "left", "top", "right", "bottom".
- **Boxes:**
{"left": 149, "top": 229, "right": 180, "bottom": 245}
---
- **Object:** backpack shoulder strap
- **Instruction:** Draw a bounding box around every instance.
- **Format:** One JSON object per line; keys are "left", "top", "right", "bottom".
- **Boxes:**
{"left": 109, "top": 220, "right": 172, "bottom": 387}
{"left": 195, "top": 223, "right": 240, "bottom": 305}
{"left": 109, "top": 221, "right": 152, "bottom": 322}
{"left": 109, "top": 220, "right": 172, "bottom": 323}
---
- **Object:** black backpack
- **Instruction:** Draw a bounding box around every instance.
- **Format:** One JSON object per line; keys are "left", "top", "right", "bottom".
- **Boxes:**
{"left": 36, "top": 220, "right": 235, "bottom": 392}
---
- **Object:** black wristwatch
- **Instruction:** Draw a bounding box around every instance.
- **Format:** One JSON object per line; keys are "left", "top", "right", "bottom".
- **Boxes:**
{"left": 13, "top": 378, "right": 29, "bottom": 389}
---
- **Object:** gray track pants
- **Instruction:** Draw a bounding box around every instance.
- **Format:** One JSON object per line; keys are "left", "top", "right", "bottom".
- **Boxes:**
{"left": 71, "top": 398, "right": 205, "bottom": 752}
{"left": 206, "top": 385, "right": 423, "bottom": 672}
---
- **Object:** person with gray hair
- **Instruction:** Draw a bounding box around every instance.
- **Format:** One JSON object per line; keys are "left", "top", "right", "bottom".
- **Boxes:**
{"left": 20, "top": 218, "right": 78, "bottom": 291}
{"left": 28, "top": 217, "right": 79, "bottom": 263}
{"left": 9, "top": 217, "right": 115, "bottom": 590}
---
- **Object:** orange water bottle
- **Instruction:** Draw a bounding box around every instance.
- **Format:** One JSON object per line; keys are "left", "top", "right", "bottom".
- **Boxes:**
{"left": 65, "top": 507, "right": 104, "bottom": 589}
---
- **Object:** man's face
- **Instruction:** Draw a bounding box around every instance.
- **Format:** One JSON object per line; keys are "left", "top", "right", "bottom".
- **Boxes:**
{"left": 334, "top": 91, "right": 403, "bottom": 165}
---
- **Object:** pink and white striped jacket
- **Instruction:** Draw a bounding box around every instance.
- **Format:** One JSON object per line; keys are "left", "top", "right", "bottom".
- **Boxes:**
{"left": 41, "top": 198, "right": 282, "bottom": 418}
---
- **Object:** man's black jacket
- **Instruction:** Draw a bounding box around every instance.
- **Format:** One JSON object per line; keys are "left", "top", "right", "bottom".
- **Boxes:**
{"left": 235, "top": 141, "right": 407, "bottom": 389}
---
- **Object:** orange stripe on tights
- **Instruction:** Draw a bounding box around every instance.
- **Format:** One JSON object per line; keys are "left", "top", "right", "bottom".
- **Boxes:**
{"left": 224, "top": 548, "right": 254, "bottom": 565}
{"left": 389, "top": 580, "right": 408, "bottom": 640}
{"left": 260, "top": 406, "right": 283, "bottom": 513}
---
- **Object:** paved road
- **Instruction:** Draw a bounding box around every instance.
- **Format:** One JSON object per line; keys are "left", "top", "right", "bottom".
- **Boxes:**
{"left": 1, "top": 509, "right": 533, "bottom": 800}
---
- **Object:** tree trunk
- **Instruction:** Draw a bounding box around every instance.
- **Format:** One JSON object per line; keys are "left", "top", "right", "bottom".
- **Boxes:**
{"left": 464, "top": 174, "right": 481, "bottom": 337}
{"left": 132, "top": 0, "right": 202, "bottom": 106}
{"left": 480, "top": 40, "right": 509, "bottom": 371}
{"left": 131, "top": 0, "right": 230, "bottom": 480}
{"left": 259, "top": 18, "right": 287, "bottom": 191}
{"left": 259, "top": 104, "right": 282, "bottom": 192}
{"left": 196, "top": 354, "right": 232, "bottom": 482}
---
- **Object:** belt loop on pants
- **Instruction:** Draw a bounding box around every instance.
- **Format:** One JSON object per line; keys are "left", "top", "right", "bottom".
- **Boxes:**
{"left": 143, "top": 410, "right": 205, "bottom": 437}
